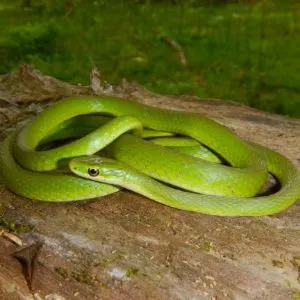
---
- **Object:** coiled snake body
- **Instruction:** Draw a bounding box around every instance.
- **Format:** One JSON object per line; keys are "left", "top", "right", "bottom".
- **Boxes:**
{"left": 0, "top": 96, "right": 299, "bottom": 216}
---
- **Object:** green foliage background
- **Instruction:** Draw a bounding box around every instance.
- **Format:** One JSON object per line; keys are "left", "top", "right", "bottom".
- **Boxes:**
{"left": 1, "top": 0, "right": 299, "bottom": 116}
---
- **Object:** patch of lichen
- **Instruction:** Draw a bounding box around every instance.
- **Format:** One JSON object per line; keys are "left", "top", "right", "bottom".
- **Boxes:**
{"left": 0, "top": 203, "right": 7, "bottom": 217}
{"left": 55, "top": 266, "right": 69, "bottom": 279}
{"left": 55, "top": 266, "right": 94, "bottom": 284}
{"left": 291, "top": 257, "right": 300, "bottom": 283}
{"left": 0, "top": 218, "right": 34, "bottom": 233}
{"left": 293, "top": 290, "right": 300, "bottom": 300}
{"left": 71, "top": 269, "right": 95, "bottom": 285}
{"left": 272, "top": 260, "right": 284, "bottom": 268}
{"left": 98, "top": 253, "right": 124, "bottom": 268}
{"left": 126, "top": 267, "right": 139, "bottom": 278}
{"left": 0, "top": 203, "right": 34, "bottom": 233}
{"left": 55, "top": 265, "right": 108, "bottom": 288}
{"left": 292, "top": 257, "right": 300, "bottom": 267}
{"left": 193, "top": 240, "right": 212, "bottom": 252}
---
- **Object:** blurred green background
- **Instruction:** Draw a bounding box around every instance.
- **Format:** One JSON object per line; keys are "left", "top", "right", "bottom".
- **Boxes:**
{"left": 1, "top": 0, "right": 299, "bottom": 116}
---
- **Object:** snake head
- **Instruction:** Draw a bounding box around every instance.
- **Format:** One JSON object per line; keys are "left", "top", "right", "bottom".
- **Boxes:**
{"left": 69, "top": 155, "right": 127, "bottom": 185}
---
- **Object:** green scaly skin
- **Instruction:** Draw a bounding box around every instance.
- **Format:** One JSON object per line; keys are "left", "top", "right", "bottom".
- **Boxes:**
{"left": 69, "top": 154, "right": 300, "bottom": 216}
{"left": 0, "top": 96, "right": 299, "bottom": 216}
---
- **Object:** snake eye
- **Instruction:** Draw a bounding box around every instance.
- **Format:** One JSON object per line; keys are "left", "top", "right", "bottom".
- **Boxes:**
{"left": 88, "top": 168, "right": 99, "bottom": 177}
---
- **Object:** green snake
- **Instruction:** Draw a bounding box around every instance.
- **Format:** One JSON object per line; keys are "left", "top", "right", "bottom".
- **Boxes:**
{"left": 0, "top": 96, "right": 299, "bottom": 216}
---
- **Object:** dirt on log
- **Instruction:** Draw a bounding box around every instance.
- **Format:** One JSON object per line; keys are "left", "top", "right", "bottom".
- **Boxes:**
{"left": 0, "top": 65, "right": 299, "bottom": 300}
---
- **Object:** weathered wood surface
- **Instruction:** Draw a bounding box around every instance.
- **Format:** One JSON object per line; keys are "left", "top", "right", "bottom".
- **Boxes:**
{"left": 0, "top": 65, "right": 300, "bottom": 300}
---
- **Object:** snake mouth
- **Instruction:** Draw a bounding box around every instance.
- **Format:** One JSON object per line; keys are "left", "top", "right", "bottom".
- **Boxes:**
{"left": 68, "top": 159, "right": 82, "bottom": 175}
